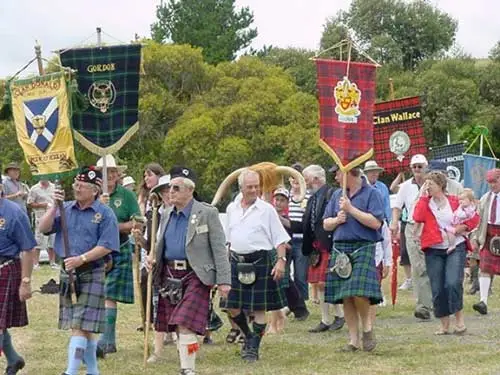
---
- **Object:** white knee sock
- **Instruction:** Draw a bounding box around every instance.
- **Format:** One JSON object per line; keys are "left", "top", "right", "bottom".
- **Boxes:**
{"left": 318, "top": 290, "right": 330, "bottom": 325}
{"left": 334, "top": 304, "right": 344, "bottom": 318}
{"left": 479, "top": 276, "right": 491, "bottom": 304}
{"left": 178, "top": 333, "right": 198, "bottom": 371}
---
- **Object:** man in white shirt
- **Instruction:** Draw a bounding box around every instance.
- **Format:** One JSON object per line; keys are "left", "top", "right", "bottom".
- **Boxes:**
{"left": 27, "top": 179, "right": 57, "bottom": 268}
{"left": 223, "top": 169, "right": 289, "bottom": 363}
{"left": 471, "top": 168, "right": 500, "bottom": 315}
{"left": 390, "top": 154, "right": 433, "bottom": 320}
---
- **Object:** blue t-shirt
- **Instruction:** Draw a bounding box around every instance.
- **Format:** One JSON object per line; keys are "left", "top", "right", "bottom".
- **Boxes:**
{"left": 163, "top": 200, "right": 193, "bottom": 260}
{"left": 51, "top": 199, "right": 120, "bottom": 258}
{"left": 0, "top": 199, "right": 36, "bottom": 257}
{"left": 323, "top": 180, "right": 384, "bottom": 242}
{"left": 373, "top": 180, "right": 392, "bottom": 223}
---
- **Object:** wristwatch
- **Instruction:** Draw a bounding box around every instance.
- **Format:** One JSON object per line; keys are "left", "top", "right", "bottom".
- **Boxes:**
{"left": 21, "top": 277, "right": 31, "bottom": 284}
{"left": 278, "top": 256, "right": 287, "bottom": 262}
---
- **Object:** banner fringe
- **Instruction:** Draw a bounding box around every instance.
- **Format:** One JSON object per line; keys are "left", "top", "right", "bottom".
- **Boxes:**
{"left": 73, "top": 122, "right": 139, "bottom": 156}
{"left": 318, "top": 139, "right": 374, "bottom": 172}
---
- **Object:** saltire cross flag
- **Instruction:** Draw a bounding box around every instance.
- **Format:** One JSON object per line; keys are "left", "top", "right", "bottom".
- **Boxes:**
{"left": 316, "top": 59, "right": 377, "bottom": 172}
{"left": 59, "top": 44, "right": 142, "bottom": 156}
{"left": 463, "top": 153, "right": 497, "bottom": 198}
{"left": 373, "top": 96, "right": 427, "bottom": 174}
{"left": 9, "top": 72, "right": 78, "bottom": 178}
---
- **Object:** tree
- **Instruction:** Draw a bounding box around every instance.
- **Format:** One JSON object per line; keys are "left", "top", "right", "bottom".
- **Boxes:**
{"left": 488, "top": 41, "right": 500, "bottom": 62}
{"left": 151, "top": 0, "right": 257, "bottom": 64}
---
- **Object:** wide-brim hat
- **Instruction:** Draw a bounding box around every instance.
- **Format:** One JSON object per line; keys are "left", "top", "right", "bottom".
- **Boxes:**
{"left": 3, "top": 162, "right": 21, "bottom": 174}
{"left": 151, "top": 174, "right": 171, "bottom": 194}
{"left": 363, "top": 160, "right": 384, "bottom": 173}
{"left": 122, "top": 176, "right": 135, "bottom": 186}
{"left": 96, "top": 155, "right": 127, "bottom": 173}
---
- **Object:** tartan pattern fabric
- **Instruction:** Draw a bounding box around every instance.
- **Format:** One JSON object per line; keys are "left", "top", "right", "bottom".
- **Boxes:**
{"left": 0, "top": 259, "right": 28, "bottom": 329}
{"left": 155, "top": 266, "right": 211, "bottom": 336}
{"left": 270, "top": 248, "right": 290, "bottom": 289}
{"left": 105, "top": 243, "right": 134, "bottom": 304}
{"left": 59, "top": 265, "right": 106, "bottom": 333}
{"left": 430, "top": 143, "right": 466, "bottom": 181}
{"left": 373, "top": 96, "right": 427, "bottom": 174}
{"left": 316, "top": 59, "right": 377, "bottom": 170}
{"left": 59, "top": 45, "right": 141, "bottom": 155}
{"left": 325, "top": 242, "right": 382, "bottom": 305}
{"left": 222, "top": 251, "right": 287, "bottom": 312}
{"left": 479, "top": 224, "right": 500, "bottom": 275}
{"left": 307, "top": 242, "right": 330, "bottom": 283}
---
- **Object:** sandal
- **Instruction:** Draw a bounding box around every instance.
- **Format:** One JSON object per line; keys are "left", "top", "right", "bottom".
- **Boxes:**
{"left": 226, "top": 328, "right": 241, "bottom": 344}
{"left": 434, "top": 329, "right": 449, "bottom": 336}
{"left": 453, "top": 326, "right": 467, "bottom": 336}
{"left": 339, "top": 344, "right": 359, "bottom": 352}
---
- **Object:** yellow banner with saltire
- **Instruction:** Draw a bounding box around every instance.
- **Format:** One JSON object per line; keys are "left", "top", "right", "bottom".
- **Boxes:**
{"left": 10, "top": 72, "right": 78, "bottom": 178}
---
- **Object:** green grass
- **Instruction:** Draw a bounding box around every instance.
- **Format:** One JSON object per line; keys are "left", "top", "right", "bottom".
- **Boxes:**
{"left": 8, "top": 267, "right": 500, "bottom": 375}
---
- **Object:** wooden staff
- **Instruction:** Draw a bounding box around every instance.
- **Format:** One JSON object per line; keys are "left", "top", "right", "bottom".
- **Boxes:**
{"left": 144, "top": 193, "right": 160, "bottom": 367}
{"left": 131, "top": 215, "right": 146, "bottom": 331}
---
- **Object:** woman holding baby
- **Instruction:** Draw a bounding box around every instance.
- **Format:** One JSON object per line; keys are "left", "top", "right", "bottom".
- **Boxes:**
{"left": 413, "top": 171, "right": 479, "bottom": 335}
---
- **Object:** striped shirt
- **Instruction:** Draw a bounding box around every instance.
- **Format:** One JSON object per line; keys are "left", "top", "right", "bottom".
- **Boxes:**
{"left": 288, "top": 190, "right": 311, "bottom": 239}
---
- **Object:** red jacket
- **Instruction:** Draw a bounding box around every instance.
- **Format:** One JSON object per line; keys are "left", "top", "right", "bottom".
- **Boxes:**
{"left": 413, "top": 195, "right": 480, "bottom": 250}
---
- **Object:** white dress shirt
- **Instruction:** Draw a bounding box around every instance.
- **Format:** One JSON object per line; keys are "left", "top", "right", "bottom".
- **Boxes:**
{"left": 375, "top": 222, "right": 392, "bottom": 267}
{"left": 226, "top": 197, "right": 291, "bottom": 254}
{"left": 394, "top": 178, "right": 421, "bottom": 223}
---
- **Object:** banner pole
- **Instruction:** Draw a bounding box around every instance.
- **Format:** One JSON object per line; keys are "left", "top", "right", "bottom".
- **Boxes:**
{"left": 480, "top": 134, "right": 484, "bottom": 157}
{"left": 35, "top": 42, "right": 45, "bottom": 76}
{"left": 389, "top": 78, "right": 395, "bottom": 100}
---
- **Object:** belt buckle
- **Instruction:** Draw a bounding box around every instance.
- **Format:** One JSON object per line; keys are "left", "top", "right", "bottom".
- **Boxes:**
{"left": 174, "top": 260, "right": 187, "bottom": 270}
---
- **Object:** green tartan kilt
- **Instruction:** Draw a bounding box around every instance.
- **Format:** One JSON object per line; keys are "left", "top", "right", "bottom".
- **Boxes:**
{"left": 325, "top": 242, "right": 382, "bottom": 305}
{"left": 222, "top": 250, "right": 287, "bottom": 312}
{"left": 105, "top": 243, "right": 134, "bottom": 304}
{"left": 270, "top": 248, "right": 290, "bottom": 289}
{"left": 59, "top": 265, "right": 106, "bottom": 333}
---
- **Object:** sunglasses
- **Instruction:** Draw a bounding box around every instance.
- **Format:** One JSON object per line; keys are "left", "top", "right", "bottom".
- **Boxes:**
{"left": 169, "top": 184, "right": 182, "bottom": 192}
{"left": 411, "top": 164, "right": 424, "bottom": 169}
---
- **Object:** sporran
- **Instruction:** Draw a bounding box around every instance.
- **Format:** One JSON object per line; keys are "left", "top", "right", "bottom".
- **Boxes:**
{"left": 489, "top": 236, "right": 500, "bottom": 256}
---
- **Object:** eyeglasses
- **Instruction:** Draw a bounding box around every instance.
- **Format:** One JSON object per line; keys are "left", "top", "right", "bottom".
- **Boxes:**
{"left": 170, "top": 184, "right": 182, "bottom": 192}
{"left": 411, "top": 164, "right": 424, "bottom": 169}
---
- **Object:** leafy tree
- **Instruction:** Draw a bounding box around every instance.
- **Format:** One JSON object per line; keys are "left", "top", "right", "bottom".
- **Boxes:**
{"left": 488, "top": 41, "right": 500, "bottom": 62}
{"left": 151, "top": 0, "right": 257, "bottom": 64}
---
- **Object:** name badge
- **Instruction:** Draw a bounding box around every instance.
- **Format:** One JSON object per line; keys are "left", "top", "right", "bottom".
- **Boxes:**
{"left": 196, "top": 224, "right": 208, "bottom": 234}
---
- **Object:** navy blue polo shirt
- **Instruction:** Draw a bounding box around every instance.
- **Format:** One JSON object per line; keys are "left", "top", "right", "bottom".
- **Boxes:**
{"left": 323, "top": 180, "right": 384, "bottom": 242}
{"left": 0, "top": 199, "right": 36, "bottom": 257}
{"left": 163, "top": 199, "right": 193, "bottom": 260}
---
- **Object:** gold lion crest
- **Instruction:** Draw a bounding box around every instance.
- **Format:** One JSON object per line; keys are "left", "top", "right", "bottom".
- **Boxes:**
{"left": 334, "top": 76, "right": 361, "bottom": 123}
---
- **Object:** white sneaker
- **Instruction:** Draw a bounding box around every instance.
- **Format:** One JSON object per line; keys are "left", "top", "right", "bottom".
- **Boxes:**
{"left": 398, "top": 278, "right": 412, "bottom": 290}
{"left": 33, "top": 264, "right": 40, "bottom": 270}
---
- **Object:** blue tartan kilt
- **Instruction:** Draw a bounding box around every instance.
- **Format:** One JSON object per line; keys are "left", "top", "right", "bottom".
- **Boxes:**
{"left": 221, "top": 251, "right": 287, "bottom": 312}
{"left": 325, "top": 242, "right": 382, "bottom": 305}
{"left": 105, "top": 243, "right": 134, "bottom": 304}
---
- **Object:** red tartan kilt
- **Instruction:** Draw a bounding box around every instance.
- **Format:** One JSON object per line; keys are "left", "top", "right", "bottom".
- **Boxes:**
{"left": 0, "top": 259, "right": 28, "bottom": 329}
{"left": 155, "top": 265, "right": 210, "bottom": 336}
{"left": 308, "top": 249, "right": 330, "bottom": 283}
{"left": 479, "top": 224, "right": 500, "bottom": 275}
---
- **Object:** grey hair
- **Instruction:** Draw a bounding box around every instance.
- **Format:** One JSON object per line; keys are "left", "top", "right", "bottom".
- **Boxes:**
{"left": 182, "top": 177, "right": 196, "bottom": 190}
{"left": 238, "top": 169, "right": 260, "bottom": 188}
{"left": 303, "top": 165, "right": 326, "bottom": 183}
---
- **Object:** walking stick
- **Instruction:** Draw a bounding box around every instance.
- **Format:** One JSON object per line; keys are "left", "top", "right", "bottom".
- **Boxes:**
{"left": 55, "top": 180, "right": 78, "bottom": 305}
{"left": 131, "top": 215, "right": 146, "bottom": 331}
{"left": 144, "top": 193, "right": 160, "bottom": 367}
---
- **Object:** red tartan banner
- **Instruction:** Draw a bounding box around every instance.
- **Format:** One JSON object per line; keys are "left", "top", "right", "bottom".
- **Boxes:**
{"left": 316, "top": 59, "right": 377, "bottom": 171}
{"left": 373, "top": 96, "right": 427, "bottom": 174}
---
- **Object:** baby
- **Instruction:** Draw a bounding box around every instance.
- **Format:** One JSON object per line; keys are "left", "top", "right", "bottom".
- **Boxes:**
{"left": 445, "top": 189, "right": 476, "bottom": 254}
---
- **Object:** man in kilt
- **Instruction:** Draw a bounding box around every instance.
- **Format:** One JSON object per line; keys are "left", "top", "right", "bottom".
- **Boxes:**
{"left": 472, "top": 169, "right": 500, "bottom": 315}
{"left": 148, "top": 166, "right": 230, "bottom": 375}
{"left": 302, "top": 165, "right": 345, "bottom": 333}
{"left": 95, "top": 155, "right": 141, "bottom": 357}
{"left": 39, "top": 167, "right": 120, "bottom": 375}
{"left": 323, "top": 167, "right": 384, "bottom": 352}
{"left": 223, "top": 169, "right": 289, "bottom": 362}
{"left": 0, "top": 174, "right": 36, "bottom": 375}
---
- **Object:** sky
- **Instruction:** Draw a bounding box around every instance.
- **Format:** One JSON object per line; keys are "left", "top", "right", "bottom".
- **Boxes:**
{"left": 0, "top": 0, "right": 498, "bottom": 78}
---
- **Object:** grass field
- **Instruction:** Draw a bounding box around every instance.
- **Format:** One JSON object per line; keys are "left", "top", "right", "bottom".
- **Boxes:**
{"left": 6, "top": 266, "right": 500, "bottom": 375}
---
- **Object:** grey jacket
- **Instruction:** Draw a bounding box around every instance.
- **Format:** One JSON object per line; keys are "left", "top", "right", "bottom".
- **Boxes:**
{"left": 153, "top": 200, "right": 231, "bottom": 287}
{"left": 471, "top": 191, "right": 493, "bottom": 251}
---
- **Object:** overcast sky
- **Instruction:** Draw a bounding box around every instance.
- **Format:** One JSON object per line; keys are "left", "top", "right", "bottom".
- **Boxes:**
{"left": 0, "top": 0, "right": 497, "bottom": 78}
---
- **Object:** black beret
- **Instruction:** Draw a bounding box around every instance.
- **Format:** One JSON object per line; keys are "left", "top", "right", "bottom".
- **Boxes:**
{"left": 76, "top": 166, "right": 103, "bottom": 187}
{"left": 169, "top": 166, "right": 197, "bottom": 184}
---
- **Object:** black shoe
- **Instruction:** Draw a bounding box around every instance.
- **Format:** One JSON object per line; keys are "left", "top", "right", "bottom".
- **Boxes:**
{"left": 105, "top": 344, "right": 117, "bottom": 354}
{"left": 473, "top": 301, "right": 488, "bottom": 315}
{"left": 308, "top": 321, "right": 330, "bottom": 333}
{"left": 414, "top": 308, "right": 431, "bottom": 320}
{"left": 5, "top": 357, "right": 25, "bottom": 375}
{"left": 468, "top": 282, "right": 479, "bottom": 295}
{"left": 241, "top": 335, "right": 260, "bottom": 362}
{"left": 96, "top": 345, "right": 106, "bottom": 359}
{"left": 203, "top": 336, "right": 214, "bottom": 345}
{"left": 294, "top": 310, "right": 310, "bottom": 322}
{"left": 329, "top": 316, "right": 345, "bottom": 331}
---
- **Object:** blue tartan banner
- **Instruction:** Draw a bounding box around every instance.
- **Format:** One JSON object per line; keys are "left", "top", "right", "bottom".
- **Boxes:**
{"left": 463, "top": 153, "right": 497, "bottom": 198}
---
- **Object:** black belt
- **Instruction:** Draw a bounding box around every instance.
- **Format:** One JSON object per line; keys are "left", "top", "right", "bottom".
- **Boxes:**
{"left": 61, "top": 260, "right": 99, "bottom": 274}
{"left": 166, "top": 260, "right": 192, "bottom": 271}
{"left": 230, "top": 250, "right": 268, "bottom": 263}
{"left": 0, "top": 256, "right": 18, "bottom": 264}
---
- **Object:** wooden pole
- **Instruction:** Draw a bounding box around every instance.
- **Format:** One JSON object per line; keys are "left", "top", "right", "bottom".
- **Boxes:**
{"left": 144, "top": 193, "right": 160, "bottom": 367}
{"left": 35, "top": 42, "right": 45, "bottom": 76}
{"left": 389, "top": 78, "right": 395, "bottom": 100}
{"left": 132, "top": 215, "right": 146, "bottom": 331}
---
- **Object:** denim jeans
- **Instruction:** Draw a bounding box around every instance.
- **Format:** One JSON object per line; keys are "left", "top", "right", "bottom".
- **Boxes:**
{"left": 291, "top": 238, "right": 309, "bottom": 300}
{"left": 424, "top": 242, "right": 466, "bottom": 318}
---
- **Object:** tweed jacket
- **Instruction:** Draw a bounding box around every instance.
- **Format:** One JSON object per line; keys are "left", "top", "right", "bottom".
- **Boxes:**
{"left": 153, "top": 199, "right": 231, "bottom": 287}
{"left": 471, "top": 191, "right": 495, "bottom": 250}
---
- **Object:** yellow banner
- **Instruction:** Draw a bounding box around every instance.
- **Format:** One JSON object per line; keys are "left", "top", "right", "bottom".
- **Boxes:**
{"left": 10, "top": 72, "right": 78, "bottom": 178}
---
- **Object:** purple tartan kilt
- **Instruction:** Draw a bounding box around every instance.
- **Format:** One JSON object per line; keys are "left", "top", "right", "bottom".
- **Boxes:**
{"left": 155, "top": 265, "right": 210, "bottom": 336}
{"left": 0, "top": 259, "right": 28, "bottom": 329}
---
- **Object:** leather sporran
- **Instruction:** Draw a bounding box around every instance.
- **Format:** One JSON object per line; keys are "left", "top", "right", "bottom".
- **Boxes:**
{"left": 489, "top": 236, "right": 500, "bottom": 256}
{"left": 331, "top": 253, "right": 352, "bottom": 279}
{"left": 159, "top": 277, "right": 184, "bottom": 305}
{"left": 237, "top": 263, "right": 256, "bottom": 285}
{"left": 309, "top": 250, "right": 321, "bottom": 268}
